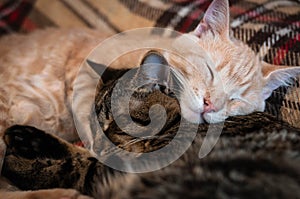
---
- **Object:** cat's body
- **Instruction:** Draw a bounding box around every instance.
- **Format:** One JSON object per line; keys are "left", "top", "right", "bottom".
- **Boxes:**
{"left": 0, "top": 28, "right": 110, "bottom": 140}
{"left": 0, "top": 28, "right": 112, "bottom": 199}
{"left": 1, "top": 0, "right": 300, "bottom": 198}
{"left": 2, "top": 81, "right": 300, "bottom": 198}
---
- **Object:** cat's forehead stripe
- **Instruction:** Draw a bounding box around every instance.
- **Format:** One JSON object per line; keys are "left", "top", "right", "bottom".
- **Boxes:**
{"left": 239, "top": 79, "right": 252, "bottom": 87}
{"left": 240, "top": 84, "right": 254, "bottom": 98}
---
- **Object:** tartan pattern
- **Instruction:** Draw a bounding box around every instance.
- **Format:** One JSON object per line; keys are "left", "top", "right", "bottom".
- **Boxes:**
{"left": 0, "top": 0, "right": 299, "bottom": 127}
{"left": 0, "top": 0, "right": 34, "bottom": 34}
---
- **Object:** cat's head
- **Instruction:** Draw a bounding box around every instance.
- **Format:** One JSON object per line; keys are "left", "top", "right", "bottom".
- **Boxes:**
{"left": 90, "top": 0, "right": 300, "bottom": 125}
{"left": 91, "top": 52, "right": 181, "bottom": 151}
{"left": 164, "top": 0, "right": 300, "bottom": 123}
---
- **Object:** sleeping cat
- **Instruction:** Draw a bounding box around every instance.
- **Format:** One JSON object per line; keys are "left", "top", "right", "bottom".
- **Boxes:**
{"left": 2, "top": 63, "right": 300, "bottom": 198}
{"left": 0, "top": 0, "right": 300, "bottom": 198}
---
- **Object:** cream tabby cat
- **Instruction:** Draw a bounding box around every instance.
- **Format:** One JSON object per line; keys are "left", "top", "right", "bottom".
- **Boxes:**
{"left": 0, "top": 0, "right": 300, "bottom": 198}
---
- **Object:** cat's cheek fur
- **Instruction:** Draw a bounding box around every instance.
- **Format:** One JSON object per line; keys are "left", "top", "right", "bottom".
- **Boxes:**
{"left": 203, "top": 109, "right": 228, "bottom": 123}
{"left": 177, "top": 87, "right": 205, "bottom": 123}
{"left": 180, "top": 102, "right": 203, "bottom": 123}
{"left": 224, "top": 100, "right": 265, "bottom": 119}
{"left": 228, "top": 101, "right": 252, "bottom": 115}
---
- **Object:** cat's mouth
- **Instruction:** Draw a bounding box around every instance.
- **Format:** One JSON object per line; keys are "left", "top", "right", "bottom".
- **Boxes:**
{"left": 179, "top": 94, "right": 218, "bottom": 123}
{"left": 181, "top": 104, "right": 220, "bottom": 124}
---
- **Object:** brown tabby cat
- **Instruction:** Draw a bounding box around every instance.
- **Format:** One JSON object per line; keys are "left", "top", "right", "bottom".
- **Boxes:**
{"left": 1, "top": 0, "right": 300, "bottom": 198}
{"left": 2, "top": 62, "right": 300, "bottom": 198}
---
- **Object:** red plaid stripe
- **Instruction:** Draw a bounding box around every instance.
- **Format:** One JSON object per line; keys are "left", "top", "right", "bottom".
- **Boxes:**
{"left": 273, "top": 34, "right": 300, "bottom": 65}
{"left": 177, "top": 0, "right": 210, "bottom": 32}
{"left": 0, "top": 0, "right": 34, "bottom": 35}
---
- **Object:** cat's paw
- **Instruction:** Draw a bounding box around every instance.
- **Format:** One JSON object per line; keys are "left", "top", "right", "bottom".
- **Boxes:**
{"left": 4, "top": 125, "right": 69, "bottom": 159}
{"left": 29, "top": 188, "right": 93, "bottom": 199}
{"left": 0, "top": 188, "right": 93, "bottom": 199}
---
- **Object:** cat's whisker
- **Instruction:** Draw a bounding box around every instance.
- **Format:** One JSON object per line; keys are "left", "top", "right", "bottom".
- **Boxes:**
{"left": 170, "top": 67, "right": 201, "bottom": 107}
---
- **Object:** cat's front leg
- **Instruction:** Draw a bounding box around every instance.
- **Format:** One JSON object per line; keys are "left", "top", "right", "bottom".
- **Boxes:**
{"left": 0, "top": 188, "right": 92, "bottom": 199}
{"left": 2, "top": 125, "right": 73, "bottom": 160}
{"left": 0, "top": 90, "right": 10, "bottom": 176}
{"left": 1, "top": 125, "right": 119, "bottom": 198}
{"left": 2, "top": 125, "right": 95, "bottom": 195}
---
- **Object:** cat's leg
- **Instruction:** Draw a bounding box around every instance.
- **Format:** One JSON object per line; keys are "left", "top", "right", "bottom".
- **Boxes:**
{"left": 0, "top": 188, "right": 92, "bottom": 199}
{"left": 0, "top": 89, "right": 9, "bottom": 136}
{"left": 3, "top": 125, "right": 72, "bottom": 159}
{"left": 2, "top": 125, "right": 98, "bottom": 197}
{"left": 71, "top": 61, "right": 102, "bottom": 153}
{"left": 0, "top": 176, "right": 91, "bottom": 199}
{"left": 0, "top": 89, "right": 10, "bottom": 181}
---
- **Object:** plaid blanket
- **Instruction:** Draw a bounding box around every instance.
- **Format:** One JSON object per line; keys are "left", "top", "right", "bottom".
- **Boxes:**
{"left": 0, "top": 0, "right": 299, "bottom": 127}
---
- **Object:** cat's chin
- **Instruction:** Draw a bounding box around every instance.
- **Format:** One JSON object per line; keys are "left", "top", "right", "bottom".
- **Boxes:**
{"left": 180, "top": 104, "right": 204, "bottom": 124}
{"left": 202, "top": 111, "right": 228, "bottom": 124}
{"left": 181, "top": 105, "right": 227, "bottom": 124}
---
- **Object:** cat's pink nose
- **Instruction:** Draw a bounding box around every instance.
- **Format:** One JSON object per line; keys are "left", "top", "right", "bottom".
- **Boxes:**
{"left": 203, "top": 98, "right": 216, "bottom": 113}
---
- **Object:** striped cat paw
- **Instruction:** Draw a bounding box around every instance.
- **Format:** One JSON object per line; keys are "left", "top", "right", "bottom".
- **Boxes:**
{"left": 3, "top": 125, "right": 69, "bottom": 159}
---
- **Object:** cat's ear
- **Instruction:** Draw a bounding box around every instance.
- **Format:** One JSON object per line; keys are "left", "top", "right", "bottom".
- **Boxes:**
{"left": 137, "top": 51, "right": 172, "bottom": 92}
{"left": 193, "top": 0, "right": 230, "bottom": 37}
{"left": 262, "top": 61, "right": 300, "bottom": 99}
{"left": 86, "top": 59, "right": 107, "bottom": 76}
{"left": 86, "top": 59, "right": 127, "bottom": 84}
{"left": 139, "top": 51, "right": 169, "bottom": 81}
